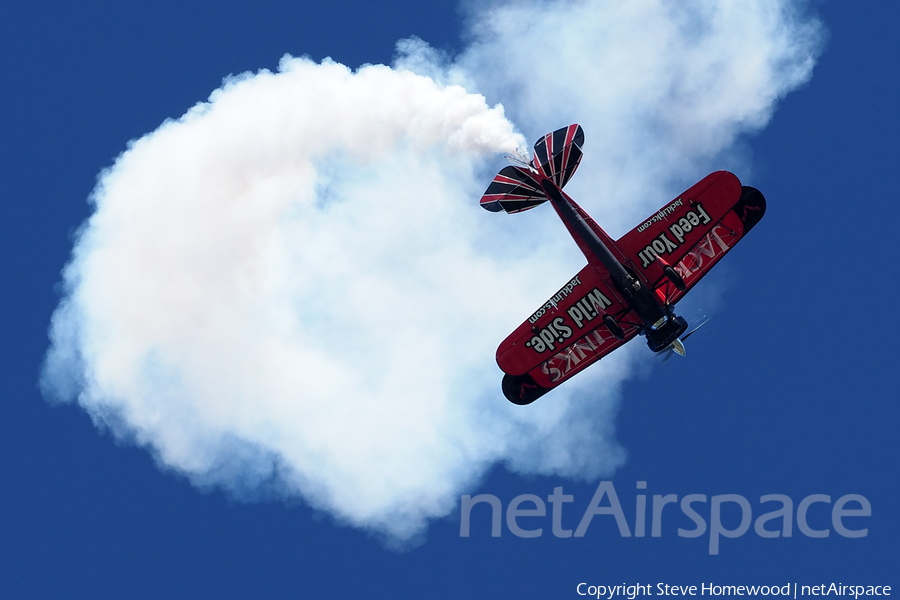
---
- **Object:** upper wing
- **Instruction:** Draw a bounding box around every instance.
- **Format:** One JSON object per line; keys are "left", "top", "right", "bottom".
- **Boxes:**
{"left": 494, "top": 170, "right": 765, "bottom": 405}
{"left": 496, "top": 262, "right": 640, "bottom": 396}
{"left": 615, "top": 171, "right": 766, "bottom": 303}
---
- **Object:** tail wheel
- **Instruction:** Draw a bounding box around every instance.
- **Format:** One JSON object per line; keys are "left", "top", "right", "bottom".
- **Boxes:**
{"left": 603, "top": 314, "right": 625, "bottom": 340}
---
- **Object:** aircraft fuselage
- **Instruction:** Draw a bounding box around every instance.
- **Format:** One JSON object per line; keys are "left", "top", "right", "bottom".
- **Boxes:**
{"left": 540, "top": 178, "right": 688, "bottom": 352}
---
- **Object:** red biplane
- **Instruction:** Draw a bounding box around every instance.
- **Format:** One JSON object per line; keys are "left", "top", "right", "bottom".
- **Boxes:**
{"left": 480, "top": 124, "right": 766, "bottom": 404}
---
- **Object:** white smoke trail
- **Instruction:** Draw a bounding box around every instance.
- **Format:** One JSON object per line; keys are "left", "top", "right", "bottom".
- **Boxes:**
{"left": 42, "top": 0, "right": 823, "bottom": 543}
{"left": 447, "top": 0, "right": 824, "bottom": 232}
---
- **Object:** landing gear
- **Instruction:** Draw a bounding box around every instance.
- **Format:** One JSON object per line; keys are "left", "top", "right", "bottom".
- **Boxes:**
{"left": 662, "top": 265, "right": 686, "bottom": 291}
{"left": 603, "top": 314, "right": 625, "bottom": 340}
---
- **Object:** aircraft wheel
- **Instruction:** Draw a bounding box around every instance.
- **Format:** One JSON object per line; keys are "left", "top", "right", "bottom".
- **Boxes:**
{"left": 603, "top": 314, "right": 625, "bottom": 340}
{"left": 663, "top": 265, "right": 686, "bottom": 291}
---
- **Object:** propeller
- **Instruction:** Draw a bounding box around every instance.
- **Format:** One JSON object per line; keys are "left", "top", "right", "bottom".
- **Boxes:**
{"left": 660, "top": 315, "right": 710, "bottom": 362}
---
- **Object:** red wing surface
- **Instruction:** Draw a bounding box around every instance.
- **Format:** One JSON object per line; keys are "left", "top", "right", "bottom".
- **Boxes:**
{"left": 615, "top": 171, "right": 766, "bottom": 304}
{"left": 497, "top": 263, "right": 640, "bottom": 403}
{"left": 532, "top": 124, "right": 584, "bottom": 189}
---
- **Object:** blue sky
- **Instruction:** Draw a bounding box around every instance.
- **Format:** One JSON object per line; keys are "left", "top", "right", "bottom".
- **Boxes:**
{"left": 1, "top": 1, "right": 898, "bottom": 598}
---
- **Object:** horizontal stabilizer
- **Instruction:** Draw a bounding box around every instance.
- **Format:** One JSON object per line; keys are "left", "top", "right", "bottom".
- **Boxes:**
{"left": 479, "top": 165, "right": 547, "bottom": 213}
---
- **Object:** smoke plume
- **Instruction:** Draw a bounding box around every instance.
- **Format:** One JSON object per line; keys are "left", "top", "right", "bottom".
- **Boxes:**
{"left": 42, "top": 0, "right": 823, "bottom": 542}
